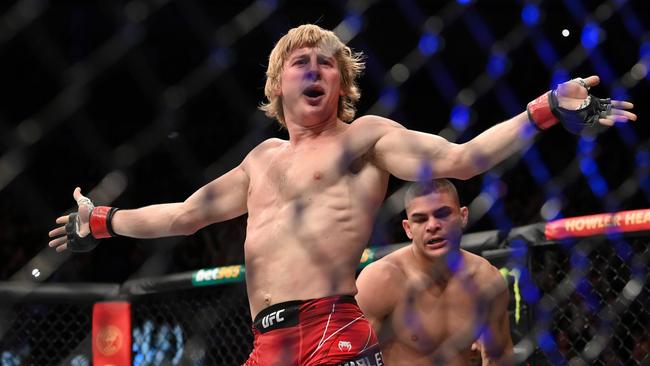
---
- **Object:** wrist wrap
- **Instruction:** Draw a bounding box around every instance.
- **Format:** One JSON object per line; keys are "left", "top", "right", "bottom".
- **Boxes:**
{"left": 90, "top": 206, "right": 120, "bottom": 239}
{"left": 527, "top": 91, "right": 559, "bottom": 130}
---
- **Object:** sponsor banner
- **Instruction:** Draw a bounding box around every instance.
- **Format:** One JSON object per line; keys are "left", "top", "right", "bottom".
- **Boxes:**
{"left": 192, "top": 251, "right": 378, "bottom": 287}
{"left": 192, "top": 265, "right": 246, "bottom": 287}
{"left": 93, "top": 301, "right": 131, "bottom": 366}
{"left": 545, "top": 208, "right": 650, "bottom": 240}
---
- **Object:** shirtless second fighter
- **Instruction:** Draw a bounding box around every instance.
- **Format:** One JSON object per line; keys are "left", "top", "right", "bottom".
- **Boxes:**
{"left": 356, "top": 180, "right": 513, "bottom": 365}
{"left": 48, "top": 24, "right": 635, "bottom": 365}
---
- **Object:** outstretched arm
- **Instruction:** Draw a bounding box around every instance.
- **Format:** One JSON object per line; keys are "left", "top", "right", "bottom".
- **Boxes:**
{"left": 48, "top": 163, "right": 249, "bottom": 252}
{"left": 371, "top": 111, "right": 531, "bottom": 180}
{"left": 370, "top": 75, "right": 635, "bottom": 181}
{"left": 112, "top": 164, "right": 249, "bottom": 237}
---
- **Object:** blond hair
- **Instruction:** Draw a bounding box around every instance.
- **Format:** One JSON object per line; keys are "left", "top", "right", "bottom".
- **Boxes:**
{"left": 259, "top": 24, "right": 365, "bottom": 127}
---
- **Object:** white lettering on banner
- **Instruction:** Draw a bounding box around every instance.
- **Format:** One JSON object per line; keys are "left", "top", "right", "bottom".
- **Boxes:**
{"left": 195, "top": 266, "right": 243, "bottom": 283}
{"left": 625, "top": 211, "right": 650, "bottom": 226}
{"left": 564, "top": 214, "right": 623, "bottom": 232}
{"left": 195, "top": 268, "right": 218, "bottom": 282}
{"left": 559, "top": 210, "right": 650, "bottom": 234}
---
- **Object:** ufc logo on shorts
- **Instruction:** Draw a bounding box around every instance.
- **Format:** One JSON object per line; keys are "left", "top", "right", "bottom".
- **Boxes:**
{"left": 338, "top": 341, "right": 352, "bottom": 352}
{"left": 261, "top": 309, "right": 285, "bottom": 328}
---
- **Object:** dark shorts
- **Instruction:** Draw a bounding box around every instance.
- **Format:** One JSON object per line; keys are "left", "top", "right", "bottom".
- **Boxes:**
{"left": 243, "top": 295, "right": 383, "bottom": 366}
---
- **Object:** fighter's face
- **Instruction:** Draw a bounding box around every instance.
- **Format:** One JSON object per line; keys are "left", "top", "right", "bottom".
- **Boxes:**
{"left": 402, "top": 191, "right": 468, "bottom": 260}
{"left": 277, "top": 47, "right": 343, "bottom": 126}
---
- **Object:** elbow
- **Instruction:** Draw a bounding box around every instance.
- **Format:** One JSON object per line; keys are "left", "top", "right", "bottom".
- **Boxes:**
{"left": 452, "top": 157, "right": 482, "bottom": 180}
{"left": 454, "top": 167, "right": 479, "bottom": 181}
{"left": 169, "top": 210, "right": 203, "bottom": 236}
{"left": 451, "top": 147, "right": 486, "bottom": 180}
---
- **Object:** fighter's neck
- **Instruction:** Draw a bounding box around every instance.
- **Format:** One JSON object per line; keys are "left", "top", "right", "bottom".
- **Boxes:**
{"left": 409, "top": 245, "right": 465, "bottom": 285}
{"left": 285, "top": 118, "right": 346, "bottom": 144}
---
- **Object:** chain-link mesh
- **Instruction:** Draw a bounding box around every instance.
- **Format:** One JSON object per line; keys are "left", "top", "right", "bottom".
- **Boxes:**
{"left": 130, "top": 283, "right": 252, "bottom": 366}
{"left": 1, "top": 0, "right": 649, "bottom": 365}
{"left": 528, "top": 237, "right": 649, "bottom": 365}
{"left": 0, "top": 235, "right": 647, "bottom": 365}
{"left": 0, "top": 302, "right": 93, "bottom": 365}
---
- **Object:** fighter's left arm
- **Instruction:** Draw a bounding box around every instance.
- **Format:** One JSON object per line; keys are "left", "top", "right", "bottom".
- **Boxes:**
{"left": 370, "top": 112, "right": 532, "bottom": 181}
{"left": 368, "top": 75, "right": 635, "bottom": 182}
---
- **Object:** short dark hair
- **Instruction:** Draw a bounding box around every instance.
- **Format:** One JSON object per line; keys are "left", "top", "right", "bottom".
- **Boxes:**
{"left": 403, "top": 179, "right": 460, "bottom": 213}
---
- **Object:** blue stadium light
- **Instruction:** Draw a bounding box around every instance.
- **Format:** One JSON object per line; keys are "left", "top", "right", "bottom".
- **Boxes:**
{"left": 576, "top": 279, "right": 600, "bottom": 312}
{"left": 550, "top": 69, "right": 569, "bottom": 89}
{"left": 379, "top": 87, "right": 399, "bottom": 110}
{"left": 519, "top": 268, "right": 541, "bottom": 303}
{"left": 537, "top": 330, "right": 558, "bottom": 352}
{"left": 523, "top": 148, "right": 550, "bottom": 185}
{"left": 418, "top": 32, "right": 440, "bottom": 56}
{"left": 457, "top": 0, "right": 471, "bottom": 5}
{"left": 581, "top": 22, "right": 601, "bottom": 50}
{"left": 613, "top": 240, "right": 633, "bottom": 261}
{"left": 487, "top": 53, "right": 507, "bottom": 77}
{"left": 533, "top": 36, "right": 559, "bottom": 68}
{"left": 450, "top": 104, "right": 470, "bottom": 130}
{"left": 619, "top": 3, "right": 644, "bottom": 38}
{"left": 521, "top": 4, "right": 540, "bottom": 26}
{"left": 509, "top": 239, "right": 528, "bottom": 259}
{"left": 614, "top": 122, "right": 638, "bottom": 148}
{"left": 579, "top": 158, "right": 597, "bottom": 176}
{"left": 344, "top": 12, "right": 363, "bottom": 34}
{"left": 641, "top": 41, "right": 650, "bottom": 59}
{"left": 590, "top": 176, "right": 608, "bottom": 198}
{"left": 578, "top": 137, "right": 611, "bottom": 199}
{"left": 612, "top": 86, "right": 630, "bottom": 102}
{"left": 570, "top": 249, "right": 588, "bottom": 269}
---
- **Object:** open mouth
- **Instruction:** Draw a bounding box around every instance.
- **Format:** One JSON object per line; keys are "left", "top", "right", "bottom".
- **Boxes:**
{"left": 303, "top": 85, "right": 325, "bottom": 98}
{"left": 426, "top": 238, "right": 445, "bottom": 247}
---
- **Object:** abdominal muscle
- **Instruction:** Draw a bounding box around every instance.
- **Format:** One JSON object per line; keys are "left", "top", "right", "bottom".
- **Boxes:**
{"left": 243, "top": 186, "right": 378, "bottom": 319}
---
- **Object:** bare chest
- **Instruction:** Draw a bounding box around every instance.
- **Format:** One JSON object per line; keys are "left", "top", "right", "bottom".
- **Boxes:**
{"left": 249, "top": 144, "right": 359, "bottom": 202}
{"left": 390, "top": 280, "right": 483, "bottom": 353}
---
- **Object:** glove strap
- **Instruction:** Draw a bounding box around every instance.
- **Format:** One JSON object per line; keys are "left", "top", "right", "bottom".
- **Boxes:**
{"left": 527, "top": 91, "right": 559, "bottom": 130}
{"left": 66, "top": 213, "right": 99, "bottom": 253}
{"left": 90, "top": 206, "right": 120, "bottom": 239}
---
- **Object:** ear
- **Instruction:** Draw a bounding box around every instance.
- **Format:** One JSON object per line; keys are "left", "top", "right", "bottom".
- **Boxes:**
{"left": 273, "top": 81, "right": 282, "bottom": 97}
{"left": 402, "top": 219, "right": 413, "bottom": 239}
{"left": 460, "top": 206, "right": 469, "bottom": 229}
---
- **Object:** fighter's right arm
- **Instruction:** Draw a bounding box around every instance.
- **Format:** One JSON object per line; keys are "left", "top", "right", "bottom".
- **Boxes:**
{"left": 112, "top": 163, "right": 249, "bottom": 238}
{"left": 49, "top": 163, "right": 249, "bottom": 251}
{"left": 355, "top": 260, "right": 402, "bottom": 335}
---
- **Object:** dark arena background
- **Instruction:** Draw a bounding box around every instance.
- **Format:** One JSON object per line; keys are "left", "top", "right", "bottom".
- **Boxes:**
{"left": 1, "top": 0, "right": 649, "bottom": 365}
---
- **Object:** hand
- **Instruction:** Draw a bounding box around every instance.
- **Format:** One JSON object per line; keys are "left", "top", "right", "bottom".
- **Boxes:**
{"left": 555, "top": 75, "right": 636, "bottom": 126}
{"left": 468, "top": 341, "right": 482, "bottom": 366}
{"left": 48, "top": 187, "right": 93, "bottom": 252}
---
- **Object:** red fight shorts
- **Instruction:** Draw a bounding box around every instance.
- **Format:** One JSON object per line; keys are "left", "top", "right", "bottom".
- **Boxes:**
{"left": 243, "top": 295, "right": 383, "bottom": 366}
